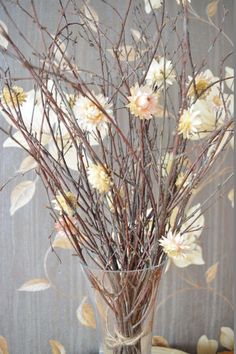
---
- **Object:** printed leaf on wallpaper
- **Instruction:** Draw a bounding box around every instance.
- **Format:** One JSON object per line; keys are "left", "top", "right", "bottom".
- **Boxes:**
{"left": 49, "top": 340, "right": 66, "bottom": 354}
{"left": 10, "top": 180, "right": 36, "bottom": 215}
{"left": 205, "top": 262, "right": 219, "bottom": 284}
{"left": 18, "top": 278, "right": 51, "bottom": 292}
{"left": 0, "top": 336, "right": 9, "bottom": 354}
{"left": 77, "top": 297, "right": 96, "bottom": 329}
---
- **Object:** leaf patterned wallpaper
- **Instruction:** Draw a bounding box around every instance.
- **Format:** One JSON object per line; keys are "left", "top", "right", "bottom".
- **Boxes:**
{"left": 0, "top": 1, "right": 234, "bottom": 353}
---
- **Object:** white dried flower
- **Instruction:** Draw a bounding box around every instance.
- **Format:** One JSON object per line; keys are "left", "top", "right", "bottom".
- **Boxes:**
{"left": 88, "top": 164, "right": 112, "bottom": 194}
{"left": 146, "top": 57, "right": 176, "bottom": 88}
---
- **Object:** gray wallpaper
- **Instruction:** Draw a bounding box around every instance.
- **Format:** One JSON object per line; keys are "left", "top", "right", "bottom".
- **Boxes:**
{"left": 0, "top": 1, "right": 234, "bottom": 353}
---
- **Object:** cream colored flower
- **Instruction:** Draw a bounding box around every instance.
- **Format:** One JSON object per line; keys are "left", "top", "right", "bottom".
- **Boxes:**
{"left": 197, "top": 335, "right": 218, "bottom": 354}
{"left": 127, "top": 84, "right": 160, "bottom": 120}
{"left": 220, "top": 327, "right": 234, "bottom": 351}
{"left": 74, "top": 93, "right": 113, "bottom": 145}
{"left": 52, "top": 191, "right": 77, "bottom": 217}
{"left": 228, "top": 189, "right": 234, "bottom": 208}
{"left": 144, "top": 0, "right": 162, "bottom": 14}
{"left": 1, "top": 86, "right": 27, "bottom": 107}
{"left": 188, "top": 70, "right": 218, "bottom": 99}
{"left": 87, "top": 164, "right": 112, "bottom": 194}
{"left": 160, "top": 204, "right": 205, "bottom": 268}
{"left": 159, "top": 229, "right": 191, "bottom": 259}
{"left": 146, "top": 57, "right": 176, "bottom": 88}
{"left": 178, "top": 107, "right": 202, "bottom": 139}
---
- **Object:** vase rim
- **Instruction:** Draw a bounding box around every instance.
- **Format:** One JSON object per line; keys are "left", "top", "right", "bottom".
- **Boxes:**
{"left": 80, "top": 255, "right": 167, "bottom": 274}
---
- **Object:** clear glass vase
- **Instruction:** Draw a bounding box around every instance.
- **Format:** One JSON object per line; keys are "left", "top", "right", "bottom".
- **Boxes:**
{"left": 81, "top": 260, "right": 166, "bottom": 354}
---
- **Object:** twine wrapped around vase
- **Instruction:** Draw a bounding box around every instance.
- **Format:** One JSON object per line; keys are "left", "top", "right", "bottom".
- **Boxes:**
{"left": 105, "top": 328, "right": 146, "bottom": 349}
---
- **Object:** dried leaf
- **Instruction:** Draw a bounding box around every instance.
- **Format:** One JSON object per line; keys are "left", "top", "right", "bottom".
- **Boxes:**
{"left": 0, "top": 20, "right": 8, "bottom": 49}
{"left": 10, "top": 180, "right": 36, "bottom": 215}
{"left": 152, "top": 336, "right": 169, "bottom": 347}
{"left": 17, "top": 156, "right": 38, "bottom": 174}
{"left": 205, "top": 263, "right": 218, "bottom": 284}
{"left": 207, "top": 1, "right": 218, "bottom": 17}
{"left": 53, "top": 232, "right": 74, "bottom": 250}
{"left": 0, "top": 336, "right": 9, "bottom": 354}
{"left": 18, "top": 278, "right": 50, "bottom": 292}
{"left": 49, "top": 340, "right": 66, "bottom": 354}
{"left": 77, "top": 297, "right": 96, "bottom": 329}
{"left": 83, "top": 4, "right": 99, "bottom": 32}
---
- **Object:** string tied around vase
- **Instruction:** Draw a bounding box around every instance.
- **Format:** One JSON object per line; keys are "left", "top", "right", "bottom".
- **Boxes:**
{"left": 105, "top": 328, "right": 146, "bottom": 349}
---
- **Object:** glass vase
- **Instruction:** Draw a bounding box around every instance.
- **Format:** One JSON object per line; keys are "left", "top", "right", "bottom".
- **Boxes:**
{"left": 81, "top": 260, "right": 166, "bottom": 354}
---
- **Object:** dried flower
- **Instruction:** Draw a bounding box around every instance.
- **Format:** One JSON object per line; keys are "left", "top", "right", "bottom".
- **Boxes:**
{"left": 188, "top": 70, "right": 217, "bottom": 99}
{"left": 160, "top": 204, "right": 205, "bottom": 267}
{"left": 1, "top": 86, "right": 27, "bottom": 107}
{"left": 74, "top": 93, "right": 113, "bottom": 145}
{"left": 87, "top": 164, "right": 112, "bottom": 193}
{"left": 52, "top": 191, "right": 77, "bottom": 217}
{"left": 127, "top": 84, "right": 160, "bottom": 120}
{"left": 178, "top": 107, "right": 202, "bottom": 139}
{"left": 146, "top": 57, "right": 176, "bottom": 88}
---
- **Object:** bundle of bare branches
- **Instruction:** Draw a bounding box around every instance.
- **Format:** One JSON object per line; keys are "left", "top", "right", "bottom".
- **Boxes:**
{"left": 0, "top": 0, "right": 233, "bottom": 272}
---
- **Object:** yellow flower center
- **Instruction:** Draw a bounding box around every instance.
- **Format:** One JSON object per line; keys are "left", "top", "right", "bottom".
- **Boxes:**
{"left": 68, "top": 94, "right": 77, "bottom": 108}
{"left": 86, "top": 102, "right": 105, "bottom": 124}
{"left": 212, "top": 95, "right": 222, "bottom": 107}
{"left": 2, "top": 86, "right": 27, "bottom": 107}
{"left": 189, "top": 79, "right": 211, "bottom": 99}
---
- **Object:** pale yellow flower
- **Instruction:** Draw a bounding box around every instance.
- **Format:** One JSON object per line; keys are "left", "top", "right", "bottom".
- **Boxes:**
{"left": 160, "top": 204, "right": 205, "bottom": 268}
{"left": 74, "top": 93, "right": 113, "bottom": 145}
{"left": 197, "top": 335, "right": 218, "bottom": 354}
{"left": 2, "top": 86, "right": 27, "bottom": 107}
{"left": 52, "top": 191, "right": 77, "bottom": 217}
{"left": 188, "top": 70, "right": 217, "bottom": 99}
{"left": 159, "top": 229, "right": 191, "bottom": 259}
{"left": 127, "top": 84, "right": 160, "bottom": 120}
{"left": 178, "top": 107, "right": 202, "bottom": 139}
{"left": 88, "top": 164, "right": 112, "bottom": 194}
{"left": 145, "top": 57, "right": 176, "bottom": 88}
